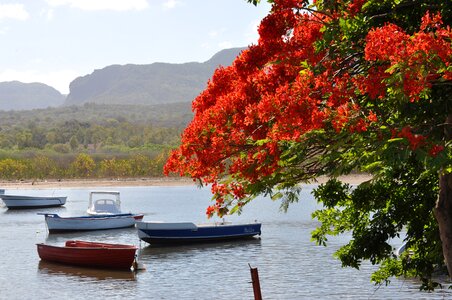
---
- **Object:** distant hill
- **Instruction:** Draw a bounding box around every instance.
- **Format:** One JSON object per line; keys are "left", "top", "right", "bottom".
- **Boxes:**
{"left": 0, "top": 81, "right": 65, "bottom": 111}
{"left": 64, "top": 47, "right": 245, "bottom": 106}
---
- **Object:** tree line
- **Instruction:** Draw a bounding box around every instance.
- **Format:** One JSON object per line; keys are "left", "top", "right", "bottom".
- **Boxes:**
{"left": 0, "top": 118, "right": 182, "bottom": 152}
{"left": 0, "top": 153, "right": 169, "bottom": 180}
{"left": 0, "top": 103, "right": 191, "bottom": 180}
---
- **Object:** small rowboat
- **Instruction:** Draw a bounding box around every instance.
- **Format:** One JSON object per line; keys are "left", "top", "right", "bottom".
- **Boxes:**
{"left": 137, "top": 221, "right": 262, "bottom": 245}
{"left": 36, "top": 240, "right": 138, "bottom": 270}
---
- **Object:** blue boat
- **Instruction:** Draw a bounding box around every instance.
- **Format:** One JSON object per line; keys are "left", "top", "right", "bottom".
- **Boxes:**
{"left": 136, "top": 221, "right": 262, "bottom": 244}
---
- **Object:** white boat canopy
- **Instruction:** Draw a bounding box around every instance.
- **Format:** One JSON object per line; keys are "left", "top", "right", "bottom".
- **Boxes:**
{"left": 87, "top": 191, "right": 121, "bottom": 215}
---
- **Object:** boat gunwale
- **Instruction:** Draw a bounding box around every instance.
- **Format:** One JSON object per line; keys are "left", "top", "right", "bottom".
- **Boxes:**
{"left": 137, "top": 222, "right": 262, "bottom": 244}
{"left": 40, "top": 213, "right": 139, "bottom": 220}
{"left": 37, "top": 242, "right": 137, "bottom": 251}
{"left": 136, "top": 221, "right": 261, "bottom": 230}
{"left": 2, "top": 196, "right": 67, "bottom": 208}
{"left": 0, "top": 195, "right": 67, "bottom": 200}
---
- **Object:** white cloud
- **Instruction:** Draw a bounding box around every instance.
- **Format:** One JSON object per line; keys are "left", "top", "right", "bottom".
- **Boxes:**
{"left": 46, "top": 0, "right": 149, "bottom": 11}
{"left": 245, "top": 19, "right": 261, "bottom": 44}
{"left": 0, "top": 69, "right": 81, "bottom": 94}
{"left": 0, "top": 26, "right": 10, "bottom": 35}
{"left": 39, "top": 8, "right": 55, "bottom": 21}
{"left": 209, "top": 27, "right": 226, "bottom": 38}
{"left": 0, "top": 4, "right": 29, "bottom": 21}
{"left": 162, "top": 0, "right": 181, "bottom": 10}
{"left": 218, "top": 41, "right": 233, "bottom": 49}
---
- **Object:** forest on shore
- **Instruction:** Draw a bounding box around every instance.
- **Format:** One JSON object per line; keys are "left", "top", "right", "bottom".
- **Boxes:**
{"left": 0, "top": 102, "right": 192, "bottom": 180}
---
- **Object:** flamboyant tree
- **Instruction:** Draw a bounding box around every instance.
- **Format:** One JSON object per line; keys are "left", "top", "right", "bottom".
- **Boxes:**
{"left": 165, "top": 0, "right": 452, "bottom": 288}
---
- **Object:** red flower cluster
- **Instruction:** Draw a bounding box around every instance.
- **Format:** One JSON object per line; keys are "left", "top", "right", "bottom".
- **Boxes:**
{"left": 429, "top": 144, "right": 445, "bottom": 157}
{"left": 391, "top": 126, "right": 445, "bottom": 157}
{"left": 347, "top": 0, "right": 366, "bottom": 17}
{"left": 365, "top": 12, "right": 452, "bottom": 101}
{"left": 396, "top": 127, "right": 426, "bottom": 150}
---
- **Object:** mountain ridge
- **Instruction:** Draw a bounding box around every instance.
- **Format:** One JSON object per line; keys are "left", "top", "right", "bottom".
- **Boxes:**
{"left": 64, "top": 47, "right": 245, "bottom": 106}
{"left": 0, "top": 47, "right": 245, "bottom": 111}
{"left": 0, "top": 81, "right": 65, "bottom": 111}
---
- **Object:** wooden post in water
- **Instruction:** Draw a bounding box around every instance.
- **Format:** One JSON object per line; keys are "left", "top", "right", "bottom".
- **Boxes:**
{"left": 249, "top": 264, "right": 262, "bottom": 300}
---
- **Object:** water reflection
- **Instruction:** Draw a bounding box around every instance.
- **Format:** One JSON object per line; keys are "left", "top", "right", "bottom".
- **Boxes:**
{"left": 2, "top": 206, "right": 67, "bottom": 214}
{"left": 44, "top": 227, "right": 139, "bottom": 243}
{"left": 139, "top": 237, "right": 262, "bottom": 259}
{"left": 38, "top": 261, "right": 137, "bottom": 281}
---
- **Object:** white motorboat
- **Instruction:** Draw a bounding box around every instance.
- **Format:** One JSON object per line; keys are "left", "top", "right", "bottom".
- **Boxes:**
{"left": 40, "top": 213, "right": 144, "bottom": 233}
{"left": 1, "top": 194, "right": 67, "bottom": 209}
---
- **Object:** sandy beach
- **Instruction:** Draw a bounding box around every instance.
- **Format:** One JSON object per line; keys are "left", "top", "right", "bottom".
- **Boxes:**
{"left": 0, "top": 177, "right": 196, "bottom": 190}
{"left": 0, "top": 174, "right": 372, "bottom": 190}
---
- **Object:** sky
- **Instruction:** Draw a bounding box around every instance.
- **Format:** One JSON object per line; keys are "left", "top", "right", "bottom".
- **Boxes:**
{"left": 0, "top": 0, "right": 272, "bottom": 94}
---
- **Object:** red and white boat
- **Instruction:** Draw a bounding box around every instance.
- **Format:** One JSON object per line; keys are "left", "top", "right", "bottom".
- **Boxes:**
{"left": 36, "top": 240, "right": 138, "bottom": 270}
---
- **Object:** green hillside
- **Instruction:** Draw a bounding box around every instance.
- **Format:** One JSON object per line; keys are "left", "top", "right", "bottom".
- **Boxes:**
{"left": 65, "top": 47, "right": 245, "bottom": 106}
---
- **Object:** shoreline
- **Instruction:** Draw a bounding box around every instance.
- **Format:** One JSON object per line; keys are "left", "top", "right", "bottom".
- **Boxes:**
{"left": 0, "top": 177, "right": 196, "bottom": 190}
{"left": 0, "top": 174, "right": 372, "bottom": 190}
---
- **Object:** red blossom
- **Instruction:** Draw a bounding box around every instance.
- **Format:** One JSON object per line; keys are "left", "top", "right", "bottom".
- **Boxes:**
{"left": 365, "top": 24, "right": 410, "bottom": 62}
{"left": 397, "top": 126, "right": 426, "bottom": 150}
{"left": 420, "top": 11, "right": 443, "bottom": 31}
{"left": 367, "top": 111, "right": 377, "bottom": 123}
{"left": 364, "top": 12, "right": 452, "bottom": 102}
{"left": 206, "top": 206, "right": 216, "bottom": 218}
{"left": 429, "top": 144, "right": 445, "bottom": 157}
{"left": 347, "top": 0, "right": 366, "bottom": 17}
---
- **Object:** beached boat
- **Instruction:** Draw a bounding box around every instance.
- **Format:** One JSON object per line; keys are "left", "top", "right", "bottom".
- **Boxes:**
{"left": 1, "top": 194, "right": 67, "bottom": 209}
{"left": 40, "top": 213, "right": 144, "bottom": 233}
{"left": 36, "top": 240, "right": 137, "bottom": 270}
{"left": 137, "top": 221, "right": 262, "bottom": 244}
{"left": 86, "top": 191, "right": 122, "bottom": 215}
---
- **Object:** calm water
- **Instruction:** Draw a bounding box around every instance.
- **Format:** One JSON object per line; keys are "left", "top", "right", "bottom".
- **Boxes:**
{"left": 0, "top": 185, "right": 450, "bottom": 299}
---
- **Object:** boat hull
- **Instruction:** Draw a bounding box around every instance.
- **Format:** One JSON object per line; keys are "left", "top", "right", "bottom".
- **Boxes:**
{"left": 137, "top": 221, "right": 262, "bottom": 244}
{"left": 1, "top": 195, "right": 67, "bottom": 209}
{"left": 37, "top": 240, "right": 137, "bottom": 269}
{"left": 42, "top": 213, "right": 142, "bottom": 233}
